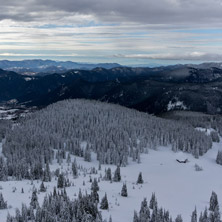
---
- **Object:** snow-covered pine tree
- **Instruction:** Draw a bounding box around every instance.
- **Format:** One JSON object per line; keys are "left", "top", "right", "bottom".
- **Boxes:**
{"left": 72, "top": 159, "right": 78, "bottom": 178}
{"left": 0, "top": 157, "right": 8, "bottom": 181}
{"left": 91, "top": 189, "right": 99, "bottom": 203}
{"left": 209, "top": 191, "right": 218, "bottom": 211}
{"left": 57, "top": 173, "right": 65, "bottom": 188}
{"left": 0, "top": 193, "right": 7, "bottom": 209}
{"left": 113, "top": 166, "right": 121, "bottom": 182}
{"left": 210, "top": 131, "right": 220, "bottom": 143}
{"left": 209, "top": 204, "right": 221, "bottom": 222}
{"left": 175, "top": 214, "right": 183, "bottom": 222}
{"left": 104, "top": 168, "right": 112, "bottom": 181}
{"left": 191, "top": 207, "right": 197, "bottom": 222}
{"left": 149, "top": 192, "right": 156, "bottom": 210}
{"left": 100, "top": 193, "right": 109, "bottom": 210}
{"left": 139, "top": 198, "right": 150, "bottom": 221}
{"left": 30, "top": 189, "right": 38, "bottom": 209}
{"left": 133, "top": 211, "right": 140, "bottom": 222}
{"left": 40, "top": 181, "right": 46, "bottom": 192}
{"left": 91, "top": 178, "right": 99, "bottom": 192}
{"left": 216, "top": 151, "right": 222, "bottom": 165}
{"left": 137, "top": 172, "right": 144, "bottom": 184}
{"left": 43, "top": 162, "right": 51, "bottom": 182}
{"left": 84, "top": 144, "right": 91, "bottom": 162}
{"left": 121, "top": 183, "right": 128, "bottom": 197}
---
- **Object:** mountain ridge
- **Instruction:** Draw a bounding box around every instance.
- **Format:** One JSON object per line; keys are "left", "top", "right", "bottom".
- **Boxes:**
{"left": 1, "top": 64, "right": 222, "bottom": 115}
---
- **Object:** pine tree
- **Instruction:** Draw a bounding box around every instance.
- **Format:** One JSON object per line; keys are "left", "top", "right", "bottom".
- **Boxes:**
{"left": 139, "top": 198, "right": 150, "bottom": 221}
{"left": 98, "top": 162, "right": 102, "bottom": 171}
{"left": 6, "top": 213, "right": 12, "bottom": 222}
{"left": 0, "top": 193, "right": 7, "bottom": 209}
{"left": 0, "top": 157, "right": 8, "bottom": 181}
{"left": 133, "top": 211, "right": 140, "bottom": 222}
{"left": 121, "top": 183, "right": 128, "bottom": 197}
{"left": 91, "top": 189, "right": 99, "bottom": 203}
{"left": 137, "top": 172, "right": 144, "bottom": 184}
{"left": 84, "top": 145, "right": 91, "bottom": 162}
{"left": 202, "top": 208, "right": 208, "bottom": 222}
{"left": 91, "top": 178, "right": 99, "bottom": 192}
{"left": 213, "top": 204, "right": 221, "bottom": 222}
{"left": 216, "top": 151, "right": 222, "bottom": 165}
{"left": 57, "top": 173, "right": 65, "bottom": 188}
{"left": 164, "top": 210, "right": 170, "bottom": 222}
{"left": 43, "top": 162, "right": 51, "bottom": 182}
{"left": 113, "top": 166, "right": 121, "bottom": 182}
{"left": 67, "top": 153, "right": 71, "bottom": 164}
{"left": 40, "top": 181, "right": 47, "bottom": 192}
{"left": 104, "top": 168, "right": 112, "bottom": 181}
{"left": 191, "top": 207, "right": 197, "bottom": 222}
{"left": 15, "top": 208, "right": 22, "bottom": 222}
{"left": 175, "top": 214, "right": 183, "bottom": 222}
{"left": 209, "top": 191, "right": 218, "bottom": 211}
{"left": 72, "top": 159, "right": 78, "bottom": 178}
{"left": 30, "top": 189, "right": 38, "bottom": 209}
{"left": 100, "top": 193, "right": 109, "bottom": 210}
{"left": 149, "top": 192, "right": 156, "bottom": 210}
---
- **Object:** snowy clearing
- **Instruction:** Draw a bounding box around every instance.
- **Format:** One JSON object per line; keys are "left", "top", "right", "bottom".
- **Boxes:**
{"left": 0, "top": 139, "right": 222, "bottom": 221}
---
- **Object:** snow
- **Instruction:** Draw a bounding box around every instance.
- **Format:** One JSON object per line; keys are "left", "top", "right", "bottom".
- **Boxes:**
{"left": 196, "top": 127, "right": 214, "bottom": 135}
{"left": 1, "top": 139, "right": 222, "bottom": 221}
{"left": 24, "top": 77, "right": 32, "bottom": 81}
{"left": 167, "top": 100, "right": 187, "bottom": 111}
{"left": 0, "top": 108, "right": 18, "bottom": 120}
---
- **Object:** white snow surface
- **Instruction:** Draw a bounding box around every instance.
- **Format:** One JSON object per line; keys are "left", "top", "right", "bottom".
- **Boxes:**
{"left": 0, "top": 140, "right": 222, "bottom": 221}
{"left": 24, "top": 77, "right": 32, "bottom": 81}
{"left": 167, "top": 100, "right": 187, "bottom": 111}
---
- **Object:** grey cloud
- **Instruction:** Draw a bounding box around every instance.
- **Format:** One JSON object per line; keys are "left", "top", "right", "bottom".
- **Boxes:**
{"left": 1, "top": 0, "right": 222, "bottom": 26}
{"left": 114, "top": 52, "right": 222, "bottom": 61}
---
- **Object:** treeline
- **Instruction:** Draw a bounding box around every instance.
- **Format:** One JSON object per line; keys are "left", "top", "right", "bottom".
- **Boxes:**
{"left": 162, "top": 111, "right": 222, "bottom": 138}
{"left": 134, "top": 191, "right": 221, "bottom": 222}
{"left": 6, "top": 188, "right": 103, "bottom": 222}
{"left": 2, "top": 99, "right": 212, "bottom": 180}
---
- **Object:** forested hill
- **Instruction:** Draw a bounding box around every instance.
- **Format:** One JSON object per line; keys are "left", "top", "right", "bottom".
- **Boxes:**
{"left": 1, "top": 65, "right": 222, "bottom": 115}
{"left": 1, "top": 99, "right": 212, "bottom": 180}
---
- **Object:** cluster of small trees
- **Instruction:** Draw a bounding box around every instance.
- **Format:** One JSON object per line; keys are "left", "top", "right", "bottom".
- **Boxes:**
{"left": 133, "top": 194, "right": 173, "bottom": 222}
{"left": 6, "top": 188, "right": 103, "bottom": 222}
{"left": 1, "top": 99, "right": 212, "bottom": 181}
{"left": 198, "top": 191, "right": 221, "bottom": 222}
{"left": 134, "top": 191, "right": 221, "bottom": 222}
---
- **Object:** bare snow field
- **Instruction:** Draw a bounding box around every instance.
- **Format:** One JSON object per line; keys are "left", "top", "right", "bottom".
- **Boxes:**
{"left": 0, "top": 137, "right": 222, "bottom": 222}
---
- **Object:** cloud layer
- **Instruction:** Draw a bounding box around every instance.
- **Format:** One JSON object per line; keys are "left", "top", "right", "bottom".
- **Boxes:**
{"left": 1, "top": 0, "right": 222, "bottom": 26}
{"left": 0, "top": 0, "right": 222, "bottom": 64}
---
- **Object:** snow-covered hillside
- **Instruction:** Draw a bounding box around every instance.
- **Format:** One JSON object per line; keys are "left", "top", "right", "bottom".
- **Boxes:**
{"left": 0, "top": 138, "right": 222, "bottom": 222}
{"left": 0, "top": 100, "right": 221, "bottom": 222}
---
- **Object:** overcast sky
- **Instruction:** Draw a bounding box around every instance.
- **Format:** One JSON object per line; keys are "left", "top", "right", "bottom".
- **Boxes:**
{"left": 1, "top": 0, "right": 222, "bottom": 65}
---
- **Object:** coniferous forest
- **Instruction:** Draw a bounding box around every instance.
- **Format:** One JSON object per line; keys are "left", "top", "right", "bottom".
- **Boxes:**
{"left": 0, "top": 99, "right": 222, "bottom": 221}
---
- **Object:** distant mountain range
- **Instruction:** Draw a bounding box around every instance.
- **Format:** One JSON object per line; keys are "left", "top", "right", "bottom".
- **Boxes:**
{"left": 1, "top": 62, "right": 222, "bottom": 115}
{"left": 0, "top": 59, "right": 122, "bottom": 75}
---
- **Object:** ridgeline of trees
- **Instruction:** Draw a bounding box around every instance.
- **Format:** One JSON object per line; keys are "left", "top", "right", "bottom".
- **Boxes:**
{"left": 1, "top": 99, "right": 212, "bottom": 180}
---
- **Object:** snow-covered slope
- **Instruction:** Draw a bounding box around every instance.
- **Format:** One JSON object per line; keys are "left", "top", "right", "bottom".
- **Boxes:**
{"left": 0, "top": 138, "right": 222, "bottom": 222}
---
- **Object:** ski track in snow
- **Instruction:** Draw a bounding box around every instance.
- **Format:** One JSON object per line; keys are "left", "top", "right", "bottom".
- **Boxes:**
{"left": 0, "top": 139, "right": 222, "bottom": 221}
